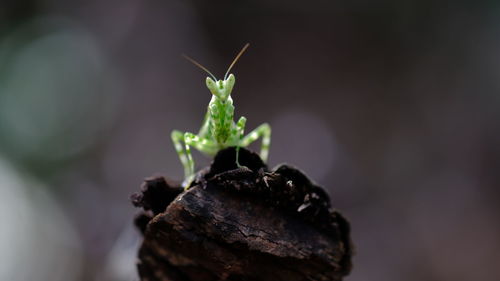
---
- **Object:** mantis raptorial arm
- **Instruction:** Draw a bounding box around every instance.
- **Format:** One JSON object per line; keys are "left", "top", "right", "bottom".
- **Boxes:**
{"left": 171, "top": 130, "right": 218, "bottom": 185}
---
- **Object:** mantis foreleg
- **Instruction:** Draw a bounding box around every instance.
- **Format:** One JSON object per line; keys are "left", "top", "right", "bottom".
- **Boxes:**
{"left": 234, "top": 116, "right": 247, "bottom": 166}
{"left": 172, "top": 130, "right": 219, "bottom": 187}
{"left": 184, "top": 133, "right": 218, "bottom": 156}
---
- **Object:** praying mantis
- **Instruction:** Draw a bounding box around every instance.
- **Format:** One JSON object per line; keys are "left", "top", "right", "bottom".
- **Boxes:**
{"left": 171, "top": 43, "right": 271, "bottom": 188}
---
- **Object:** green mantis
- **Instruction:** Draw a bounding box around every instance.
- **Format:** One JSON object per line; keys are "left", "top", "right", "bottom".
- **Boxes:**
{"left": 171, "top": 43, "right": 271, "bottom": 188}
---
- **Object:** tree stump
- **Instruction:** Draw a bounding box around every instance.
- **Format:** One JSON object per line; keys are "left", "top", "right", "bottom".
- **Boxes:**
{"left": 131, "top": 147, "right": 353, "bottom": 281}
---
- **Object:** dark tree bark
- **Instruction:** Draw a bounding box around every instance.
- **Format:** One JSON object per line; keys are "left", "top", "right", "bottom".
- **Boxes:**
{"left": 131, "top": 148, "right": 353, "bottom": 281}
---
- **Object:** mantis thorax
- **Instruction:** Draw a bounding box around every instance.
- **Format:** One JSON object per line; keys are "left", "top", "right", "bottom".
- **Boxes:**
{"left": 207, "top": 77, "right": 235, "bottom": 144}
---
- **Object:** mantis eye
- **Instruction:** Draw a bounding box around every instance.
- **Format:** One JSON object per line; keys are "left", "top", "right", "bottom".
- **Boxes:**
{"left": 206, "top": 77, "right": 220, "bottom": 97}
{"left": 206, "top": 77, "right": 216, "bottom": 90}
{"left": 224, "top": 74, "right": 235, "bottom": 93}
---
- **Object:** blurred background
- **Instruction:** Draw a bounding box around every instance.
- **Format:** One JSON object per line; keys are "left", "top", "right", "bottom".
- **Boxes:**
{"left": 1, "top": 0, "right": 499, "bottom": 280}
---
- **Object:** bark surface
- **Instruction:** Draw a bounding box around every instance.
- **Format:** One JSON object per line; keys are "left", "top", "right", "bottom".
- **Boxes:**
{"left": 132, "top": 147, "right": 353, "bottom": 281}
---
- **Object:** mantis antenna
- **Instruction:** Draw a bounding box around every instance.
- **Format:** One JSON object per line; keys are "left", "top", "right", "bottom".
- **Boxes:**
{"left": 224, "top": 43, "right": 250, "bottom": 80}
{"left": 182, "top": 53, "right": 217, "bottom": 81}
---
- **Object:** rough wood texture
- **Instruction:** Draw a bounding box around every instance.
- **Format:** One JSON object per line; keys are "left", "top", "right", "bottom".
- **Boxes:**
{"left": 132, "top": 148, "right": 353, "bottom": 281}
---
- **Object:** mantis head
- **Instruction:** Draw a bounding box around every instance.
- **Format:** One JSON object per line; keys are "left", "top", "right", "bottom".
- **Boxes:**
{"left": 182, "top": 43, "right": 249, "bottom": 102}
{"left": 206, "top": 74, "right": 235, "bottom": 101}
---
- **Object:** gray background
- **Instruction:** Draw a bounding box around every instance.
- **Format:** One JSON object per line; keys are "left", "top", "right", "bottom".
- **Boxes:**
{"left": 0, "top": 1, "right": 499, "bottom": 280}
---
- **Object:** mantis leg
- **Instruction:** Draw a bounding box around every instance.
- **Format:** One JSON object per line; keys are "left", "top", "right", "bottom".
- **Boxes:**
{"left": 239, "top": 123, "right": 271, "bottom": 162}
{"left": 171, "top": 130, "right": 193, "bottom": 181}
{"left": 234, "top": 117, "right": 247, "bottom": 166}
